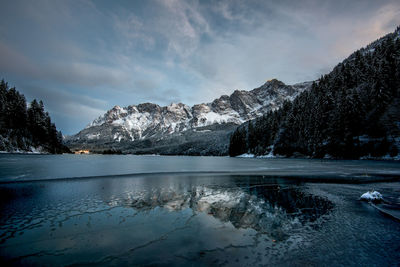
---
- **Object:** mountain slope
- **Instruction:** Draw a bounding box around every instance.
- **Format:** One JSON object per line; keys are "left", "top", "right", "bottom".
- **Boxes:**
{"left": 229, "top": 26, "right": 400, "bottom": 159}
{"left": 66, "top": 79, "right": 311, "bottom": 155}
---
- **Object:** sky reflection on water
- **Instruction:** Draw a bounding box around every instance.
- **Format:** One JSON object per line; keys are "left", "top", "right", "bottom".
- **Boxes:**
{"left": 1, "top": 173, "right": 399, "bottom": 266}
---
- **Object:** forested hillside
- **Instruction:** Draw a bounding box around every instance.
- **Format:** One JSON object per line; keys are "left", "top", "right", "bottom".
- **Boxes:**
{"left": 0, "top": 80, "right": 70, "bottom": 153}
{"left": 229, "top": 27, "right": 400, "bottom": 159}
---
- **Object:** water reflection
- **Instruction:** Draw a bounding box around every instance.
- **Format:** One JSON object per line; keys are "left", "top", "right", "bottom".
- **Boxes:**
{"left": 1, "top": 172, "right": 399, "bottom": 265}
{"left": 106, "top": 177, "right": 333, "bottom": 240}
{"left": 0, "top": 175, "right": 335, "bottom": 265}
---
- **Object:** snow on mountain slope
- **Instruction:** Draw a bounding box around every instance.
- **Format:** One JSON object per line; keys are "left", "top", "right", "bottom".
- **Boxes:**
{"left": 66, "top": 79, "right": 312, "bottom": 146}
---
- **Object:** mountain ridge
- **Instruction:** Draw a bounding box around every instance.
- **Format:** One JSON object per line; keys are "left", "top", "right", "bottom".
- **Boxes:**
{"left": 67, "top": 26, "right": 400, "bottom": 157}
{"left": 65, "top": 79, "right": 312, "bottom": 154}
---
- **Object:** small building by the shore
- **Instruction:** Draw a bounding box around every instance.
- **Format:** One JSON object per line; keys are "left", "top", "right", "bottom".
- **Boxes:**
{"left": 74, "top": 150, "right": 90, "bottom": 154}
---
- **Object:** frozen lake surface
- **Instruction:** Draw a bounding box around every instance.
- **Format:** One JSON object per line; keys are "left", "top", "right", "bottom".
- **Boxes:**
{"left": 0, "top": 154, "right": 399, "bottom": 265}
{"left": 1, "top": 154, "right": 400, "bottom": 182}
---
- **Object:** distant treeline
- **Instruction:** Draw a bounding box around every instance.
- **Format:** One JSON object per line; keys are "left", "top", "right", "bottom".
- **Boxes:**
{"left": 101, "top": 149, "right": 123, "bottom": 154}
{"left": 0, "top": 80, "right": 70, "bottom": 153}
{"left": 230, "top": 27, "right": 400, "bottom": 159}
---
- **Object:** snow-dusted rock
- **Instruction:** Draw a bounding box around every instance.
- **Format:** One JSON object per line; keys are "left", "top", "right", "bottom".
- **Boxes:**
{"left": 66, "top": 79, "right": 312, "bottom": 152}
{"left": 360, "top": 191, "right": 383, "bottom": 202}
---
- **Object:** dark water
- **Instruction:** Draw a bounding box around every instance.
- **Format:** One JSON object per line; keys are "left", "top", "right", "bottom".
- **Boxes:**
{"left": 0, "top": 155, "right": 399, "bottom": 266}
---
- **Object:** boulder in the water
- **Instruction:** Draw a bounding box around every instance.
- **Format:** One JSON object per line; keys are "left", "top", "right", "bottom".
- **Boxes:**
{"left": 360, "top": 191, "right": 383, "bottom": 203}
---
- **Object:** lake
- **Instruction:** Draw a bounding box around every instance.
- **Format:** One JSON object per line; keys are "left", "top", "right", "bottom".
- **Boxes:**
{"left": 0, "top": 154, "right": 399, "bottom": 266}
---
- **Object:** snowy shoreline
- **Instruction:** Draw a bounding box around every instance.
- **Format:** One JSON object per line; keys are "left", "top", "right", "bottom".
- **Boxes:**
{"left": 1, "top": 150, "right": 399, "bottom": 161}
{"left": 236, "top": 153, "right": 400, "bottom": 161}
{"left": 0, "top": 150, "right": 49, "bottom": 155}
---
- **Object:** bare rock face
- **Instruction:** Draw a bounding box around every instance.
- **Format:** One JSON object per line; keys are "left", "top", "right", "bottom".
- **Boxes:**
{"left": 65, "top": 79, "right": 312, "bottom": 154}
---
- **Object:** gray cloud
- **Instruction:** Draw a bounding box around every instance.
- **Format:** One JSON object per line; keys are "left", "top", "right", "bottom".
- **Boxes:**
{"left": 133, "top": 79, "right": 159, "bottom": 93}
{"left": 0, "top": 41, "right": 41, "bottom": 78}
{"left": 0, "top": 44, "right": 132, "bottom": 89}
{"left": 149, "top": 88, "right": 183, "bottom": 105}
{"left": 180, "top": 0, "right": 400, "bottom": 102}
{"left": 1, "top": 0, "right": 399, "bottom": 134}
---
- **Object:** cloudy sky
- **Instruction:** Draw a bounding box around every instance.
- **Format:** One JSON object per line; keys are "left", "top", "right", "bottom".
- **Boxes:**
{"left": 1, "top": 0, "right": 399, "bottom": 134}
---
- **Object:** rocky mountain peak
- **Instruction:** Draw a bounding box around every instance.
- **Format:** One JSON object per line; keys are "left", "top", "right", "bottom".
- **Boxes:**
{"left": 264, "top": 78, "right": 285, "bottom": 87}
{"left": 137, "top": 103, "right": 161, "bottom": 113}
{"left": 68, "top": 80, "right": 312, "bottom": 148}
{"left": 256, "top": 79, "right": 287, "bottom": 91}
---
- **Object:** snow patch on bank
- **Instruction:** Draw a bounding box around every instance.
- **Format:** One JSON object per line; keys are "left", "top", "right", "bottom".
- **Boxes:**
{"left": 237, "top": 153, "right": 255, "bottom": 158}
{"left": 360, "top": 191, "right": 383, "bottom": 202}
{"left": 0, "top": 146, "right": 47, "bottom": 154}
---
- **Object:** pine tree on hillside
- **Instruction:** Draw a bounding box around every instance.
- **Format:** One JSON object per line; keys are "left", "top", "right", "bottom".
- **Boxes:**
{"left": 5, "top": 87, "right": 27, "bottom": 131}
{"left": 229, "top": 26, "right": 400, "bottom": 159}
{"left": 0, "top": 80, "right": 8, "bottom": 132}
{"left": 0, "top": 79, "right": 69, "bottom": 153}
{"left": 229, "top": 126, "right": 247, "bottom": 156}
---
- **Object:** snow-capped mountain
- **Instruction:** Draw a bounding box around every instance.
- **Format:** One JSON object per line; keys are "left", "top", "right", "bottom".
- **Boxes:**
{"left": 66, "top": 79, "right": 312, "bottom": 154}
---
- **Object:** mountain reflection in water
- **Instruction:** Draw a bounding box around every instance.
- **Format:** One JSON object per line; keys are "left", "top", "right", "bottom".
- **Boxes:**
{"left": 106, "top": 178, "right": 333, "bottom": 241}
